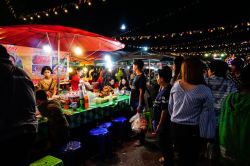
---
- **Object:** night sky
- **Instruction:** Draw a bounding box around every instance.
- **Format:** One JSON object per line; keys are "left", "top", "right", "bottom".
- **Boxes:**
{"left": 0, "top": 0, "right": 249, "bottom": 53}
{"left": 0, "top": 0, "right": 249, "bottom": 35}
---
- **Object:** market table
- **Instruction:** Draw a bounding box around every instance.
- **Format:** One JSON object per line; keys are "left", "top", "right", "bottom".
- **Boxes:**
{"left": 38, "top": 95, "right": 130, "bottom": 129}
{"left": 63, "top": 95, "right": 130, "bottom": 128}
{"left": 34, "top": 95, "right": 130, "bottom": 159}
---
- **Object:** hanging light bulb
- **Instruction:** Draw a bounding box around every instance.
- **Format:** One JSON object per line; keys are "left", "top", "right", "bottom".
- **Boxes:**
{"left": 74, "top": 47, "right": 83, "bottom": 55}
{"left": 68, "top": 67, "right": 73, "bottom": 73}
{"left": 43, "top": 45, "right": 52, "bottom": 53}
{"left": 204, "top": 53, "right": 209, "bottom": 57}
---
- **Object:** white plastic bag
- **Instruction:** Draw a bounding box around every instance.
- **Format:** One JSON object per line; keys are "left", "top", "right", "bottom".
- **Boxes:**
{"left": 129, "top": 113, "right": 140, "bottom": 123}
{"left": 130, "top": 113, "right": 148, "bottom": 133}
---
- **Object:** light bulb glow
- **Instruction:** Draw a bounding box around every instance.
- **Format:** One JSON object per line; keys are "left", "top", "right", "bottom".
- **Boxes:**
{"left": 74, "top": 47, "right": 83, "bottom": 55}
{"left": 83, "top": 67, "right": 88, "bottom": 73}
{"left": 120, "top": 24, "right": 126, "bottom": 30}
{"left": 43, "top": 45, "right": 52, "bottom": 53}
{"left": 104, "top": 54, "right": 111, "bottom": 61}
{"left": 68, "top": 67, "right": 73, "bottom": 73}
{"left": 143, "top": 47, "right": 148, "bottom": 51}
{"left": 221, "top": 53, "right": 226, "bottom": 57}
{"left": 104, "top": 54, "right": 113, "bottom": 71}
{"left": 106, "top": 63, "right": 113, "bottom": 68}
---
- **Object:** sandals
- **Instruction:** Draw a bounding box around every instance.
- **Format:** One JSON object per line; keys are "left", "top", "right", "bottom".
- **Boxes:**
{"left": 158, "top": 156, "right": 165, "bottom": 163}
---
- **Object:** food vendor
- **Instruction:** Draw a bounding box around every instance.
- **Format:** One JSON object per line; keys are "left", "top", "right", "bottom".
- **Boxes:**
{"left": 70, "top": 67, "right": 82, "bottom": 91}
{"left": 37, "top": 66, "right": 57, "bottom": 98}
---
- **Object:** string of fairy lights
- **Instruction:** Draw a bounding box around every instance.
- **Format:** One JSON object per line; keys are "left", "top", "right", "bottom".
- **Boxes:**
{"left": 120, "top": 21, "right": 250, "bottom": 57}
{"left": 114, "top": 0, "right": 201, "bottom": 37}
{"left": 21, "top": 0, "right": 93, "bottom": 21}
{"left": 126, "top": 40, "right": 250, "bottom": 51}
{"left": 115, "top": 21, "right": 250, "bottom": 41}
{"left": 153, "top": 50, "right": 248, "bottom": 57}
{"left": 4, "top": 0, "right": 97, "bottom": 21}
{"left": 126, "top": 43, "right": 250, "bottom": 57}
{"left": 4, "top": 0, "right": 249, "bottom": 57}
{"left": 4, "top": 0, "right": 17, "bottom": 18}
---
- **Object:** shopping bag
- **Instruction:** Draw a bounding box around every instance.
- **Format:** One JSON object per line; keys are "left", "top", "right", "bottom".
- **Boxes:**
{"left": 130, "top": 113, "right": 148, "bottom": 133}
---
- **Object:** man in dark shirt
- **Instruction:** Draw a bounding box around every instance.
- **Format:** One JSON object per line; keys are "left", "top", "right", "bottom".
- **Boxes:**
{"left": 130, "top": 59, "right": 146, "bottom": 146}
{"left": 0, "top": 45, "right": 37, "bottom": 166}
{"left": 36, "top": 90, "right": 69, "bottom": 151}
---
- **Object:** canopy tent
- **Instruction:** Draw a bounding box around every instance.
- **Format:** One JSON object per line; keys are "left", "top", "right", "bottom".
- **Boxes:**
{"left": 0, "top": 24, "right": 125, "bottom": 87}
{"left": 0, "top": 25, "right": 125, "bottom": 52}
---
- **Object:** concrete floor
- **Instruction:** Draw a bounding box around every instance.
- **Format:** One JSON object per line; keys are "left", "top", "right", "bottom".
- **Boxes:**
{"left": 82, "top": 132, "right": 222, "bottom": 166}
{"left": 84, "top": 133, "right": 165, "bottom": 166}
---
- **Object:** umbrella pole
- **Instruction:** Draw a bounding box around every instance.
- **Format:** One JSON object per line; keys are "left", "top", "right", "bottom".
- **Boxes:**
{"left": 66, "top": 53, "right": 70, "bottom": 80}
{"left": 57, "top": 33, "right": 60, "bottom": 94}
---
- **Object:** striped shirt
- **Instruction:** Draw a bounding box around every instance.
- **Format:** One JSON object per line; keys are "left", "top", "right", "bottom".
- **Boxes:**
{"left": 168, "top": 81, "right": 216, "bottom": 139}
{"left": 205, "top": 76, "right": 237, "bottom": 126}
{"left": 227, "top": 73, "right": 241, "bottom": 91}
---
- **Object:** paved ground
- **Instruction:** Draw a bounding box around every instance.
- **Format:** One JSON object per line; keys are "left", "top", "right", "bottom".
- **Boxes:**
{"left": 31, "top": 130, "right": 221, "bottom": 166}
{"left": 81, "top": 132, "right": 222, "bottom": 166}
{"left": 84, "top": 133, "right": 163, "bottom": 166}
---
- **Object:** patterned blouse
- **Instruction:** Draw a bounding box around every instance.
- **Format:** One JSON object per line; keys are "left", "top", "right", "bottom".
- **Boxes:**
{"left": 37, "top": 78, "right": 57, "bottom": 97}
{"left": 168, "top": 81, "right": 216, "bottom": 139}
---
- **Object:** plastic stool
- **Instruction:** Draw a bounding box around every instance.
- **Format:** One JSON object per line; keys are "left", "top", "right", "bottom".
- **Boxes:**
{"left": 89, "top": 127, "right": 111, "bottom": 159}
{"left": 98, "top": 122, "right": 113, "bottom": 131}
{"left": 112, "top": 117, "right": 128, "bottom": 144}
{"left": 59, "top": 141, "right": 81, "bottom": 166}
{"left": 144, "top": 111, "right": 153, "bottom": 131}
{"left": 98, "top": 122, "right": 114, "bottom": 146}
{"left": 30, "top": 155, "right": 63, "bottom": 166}
{"left": 112, "top": 117, "right": 127, "bottom": 124}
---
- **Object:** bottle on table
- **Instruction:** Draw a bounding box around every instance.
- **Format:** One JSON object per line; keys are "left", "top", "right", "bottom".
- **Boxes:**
{"left": 109, "top": 92, "right": 112, "bottom": 103}
{"left": 84, "top": 95, "right": 89, "bottom": 109}
{"left": 79, "top": 83, "right": 85, "bottom": 109}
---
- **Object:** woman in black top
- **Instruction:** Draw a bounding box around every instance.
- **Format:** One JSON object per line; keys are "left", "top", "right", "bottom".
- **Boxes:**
{"left": 119, "top": 77, "right": 131, "bottom": 91}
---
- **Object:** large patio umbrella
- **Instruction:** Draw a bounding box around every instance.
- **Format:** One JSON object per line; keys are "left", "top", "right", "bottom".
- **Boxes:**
{"left": 0, "top": 24, "right": 125, "bottom": 88}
